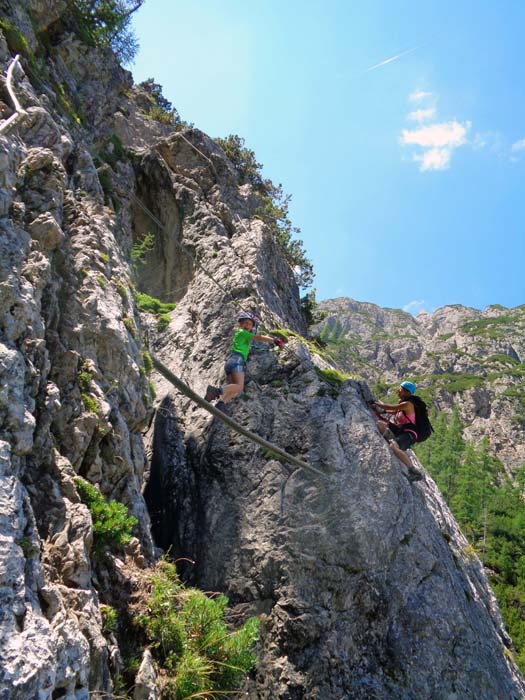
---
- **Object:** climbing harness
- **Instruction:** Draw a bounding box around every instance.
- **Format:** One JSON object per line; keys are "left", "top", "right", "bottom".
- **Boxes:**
{"left": 151, "top": 352, "right": 332, "bottom": 482}
{"left": 0, "top": 55, "right": 26, "bottom": 135}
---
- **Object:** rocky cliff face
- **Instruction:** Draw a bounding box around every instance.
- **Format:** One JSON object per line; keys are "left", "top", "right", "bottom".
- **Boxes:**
{"left": 312, "top": 298, "right": 525, "bottom": 473}
{"left": 0, "top": 2, "right": 524, "bottom": 699}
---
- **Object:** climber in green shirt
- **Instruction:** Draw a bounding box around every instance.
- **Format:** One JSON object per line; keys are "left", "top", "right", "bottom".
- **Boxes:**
{"left": 205, "top": 312, "right": 282, "bottom": 415}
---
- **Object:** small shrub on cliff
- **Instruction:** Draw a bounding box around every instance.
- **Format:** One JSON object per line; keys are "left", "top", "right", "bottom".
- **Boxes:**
{"left": 100, "top": 604, "right": 118, "bottom": 634}
{"left": 138, "top": 78, "right": 185, "bottom": 126}
{"left": 75, "top": 478, "right": 137, "bottom": 556}
{"left": 136, "top": 561, "right": 259, "bottom": 699}
{"left": 66, "top": 0, "right": 144, "bottom": 64}
{"left": 135, "top": 292, "right": 175, "bottom": 315}
{"left": 141, "top": 351, "right": 154, "bottom": 374}
{"left": 135, "top": 293, "right": 175, "bottom": 331}
{"left": 0, "top": 20, "right": 33, "bottom": 63}
{"left": 78, "top": 370, "right": 101, "bottom": 414}
{"left": 315, "top": 367, "right": 357, "bottom": 398}
{"left": 131, "top": 232, "right": 155, "bottom": 268}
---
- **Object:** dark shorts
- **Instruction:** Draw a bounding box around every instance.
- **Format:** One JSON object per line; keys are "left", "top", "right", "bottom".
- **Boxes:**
{"left": 389, "top": 423, "right": 417, "bottom": 451}
{"left": 224, "top": 352, "right": 246, "bottom": 376}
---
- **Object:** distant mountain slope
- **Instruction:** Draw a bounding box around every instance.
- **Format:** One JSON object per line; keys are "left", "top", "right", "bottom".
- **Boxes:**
{"left": 312, "top": 298, "right": 525, "bottom": 473}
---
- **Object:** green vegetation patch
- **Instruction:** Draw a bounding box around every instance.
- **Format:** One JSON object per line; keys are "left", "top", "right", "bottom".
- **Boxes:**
{"left": 135, "top": 293, "right": 176, "bottom": 315}
{"left": 460, "top": 314, "right": 518, "bottom": 339}
{"left": 141, "top": 351, "right": 154, "bottom": 374}
{"left": 0, "top": 20, "right": 33, "bottom": 62}
{"left": 75, "top": 478, "right": 137, "bottom": 556}
{"left": 101, "top": 605, "right": 118, "bottom": 634}
{"left": 65, "top": 0, "right": 143, "bottom": 64}
{"left": 486, "top": 354, "right": 519, "bottom": 366}
{"left": 131, "top": 232, "right": 155, "bottom": 268}
{"left": 270, "top": 326, "right": 333, "bottom": 365}
{"left": 135, "top": 560, "right": 259, "bottom": 699}
{"left": 416, "top": 409, "right": 525, "bottom": 672}
{"left": 503, "top": 383, "right": 525, "bottom": 409}
{"left": 78, "top": 369, "right": 101, "bottom": 415}
{"left": 442, "top": 374, "right": 484, "bottom": 394}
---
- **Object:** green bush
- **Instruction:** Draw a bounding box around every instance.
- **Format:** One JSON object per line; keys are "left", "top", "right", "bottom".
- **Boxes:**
{"left": 0, "top": 19, "right": 33, "bottom": 62}
{"left": 78, "top": 368, "right": 101, "bottom": 414}
{"left": 486, "top": 354, "right": 519, "bottom": 366}
{"left": 75, "top": 478, "right": 137, "bottom": 556}
{"left": 269, "top": 327, "right": 333, "bottom": 365}
{"left": 101, "top": 604, "right": 118, "bottom": 634}
{"left": 131, "top": 233, "right": 156, "bottom": 267}
{"left": 81, "top": 393, "right": 99, "bottom": 414}
{"left": 141, "top": 351, "right": 154, "bottom": 374}
{"left": 315, "top": 367, "right": 357, "bottom": 397}
{"left": 136, "top": 561, "right": 259, "bottom": 700}
{"left": 157, "top": 313, "right": 171, "bottom": 331}
{"left": 135, "top": 293, "right": 175, "bottom": 331}
{"left": 96, "top": 274, "right": 108, "bottom": 289}
{"left": 123, "top": 315, "right": 136, "bottom": 337}
{"left": 138, "top": 78, "right": 184, "bottom": 126}
{"left": 301, "top": 289, "right": 324, "bottom": 326}
{"left": 136, "top": 292, "right": 175, "bottom": 314}
{"left": 442, "top": 374, "right": 484, "bottom": 394}
{"left": 116, "top": 281, "right": 128, "bottom": 303}
{"left": 66, "top": 0, "right": 143, "bottom": 64}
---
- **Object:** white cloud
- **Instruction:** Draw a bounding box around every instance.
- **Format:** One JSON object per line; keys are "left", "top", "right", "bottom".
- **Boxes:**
{"left": 401, "top": 120, "right": 471, "bottom": 171}
{"left": 409, "top": 90, "right": 432, "bottom": 103}
{"left": 511, "top": 138, "right": 525, "bottom": 153}
{"left": 413, "top": 148, "right": 451, "bottom": 171}
{"left": 403, "top": 299, "right": 427, "bottom": 315}
{"left": 407, "top": 108, "right": 436, "bottom": 122}
{"left": 401, "top": 120, "right": 470, "bottom": 148}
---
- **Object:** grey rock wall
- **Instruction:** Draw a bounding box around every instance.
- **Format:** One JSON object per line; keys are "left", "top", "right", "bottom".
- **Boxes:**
{"left": 0, "top": 2, "right": 524, "bottom": 698}
{"left": 313, "top": 297, "right": 525, "bottom": 472}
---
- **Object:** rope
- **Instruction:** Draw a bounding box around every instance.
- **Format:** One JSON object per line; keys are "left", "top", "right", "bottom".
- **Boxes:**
{"left": 151, "top": 352, "right": 332, "bottom": 482}
{"left": 131, "top": 193, "right": 255, "bottom": 321}
{"left": 177, "top": 130, "right": 218, "bottom": 178}
{"left": 0, "top": 55, "right": 26, "bottom": 135}
{"left": 144, "top": 135, "right": 350, "bottom": 373}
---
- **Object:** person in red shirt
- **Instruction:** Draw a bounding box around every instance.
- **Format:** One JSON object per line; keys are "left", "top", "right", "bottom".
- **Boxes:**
{"left": 374, "top": 381, "right": 423, "bottom": 482}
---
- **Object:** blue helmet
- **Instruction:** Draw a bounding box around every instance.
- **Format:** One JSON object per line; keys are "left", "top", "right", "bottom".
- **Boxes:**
{"left": 400, "top": 380, "right": 417, "bottom": 395}
{"left": 238, "top": 311, "right": 257, "bottom": 325}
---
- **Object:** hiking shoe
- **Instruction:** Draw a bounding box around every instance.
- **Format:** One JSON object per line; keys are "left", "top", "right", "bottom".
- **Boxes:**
{"left": 405, "top": 466, "right": 424, "bottom": 483}
{"left": 215, "top": 400, "right": 230, "bottom": 416}
{"left": 205, "top": 385, "right": 221, "bottom": 402}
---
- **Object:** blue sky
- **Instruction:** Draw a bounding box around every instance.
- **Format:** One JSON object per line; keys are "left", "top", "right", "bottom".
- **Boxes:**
{"left": 131, "top": 1, "right": 525, "bottom": 314}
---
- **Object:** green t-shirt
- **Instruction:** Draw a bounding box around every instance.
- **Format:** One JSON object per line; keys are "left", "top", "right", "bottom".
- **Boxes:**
{"left": 231, "top": 328, "right": 255, "bottom": 361}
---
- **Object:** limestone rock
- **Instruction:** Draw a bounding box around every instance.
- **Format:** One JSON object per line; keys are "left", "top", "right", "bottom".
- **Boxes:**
{"left": 312, "top": 297, "right": 525, "bottom": 473}
{"left": 133, "top": 649, "right": 159, "bottom": 700}
{"left": 1, "top": 2, "right": 523, "bottom": 698}
{"left": 27, "top": 212, "right": 65, "bottom": 250}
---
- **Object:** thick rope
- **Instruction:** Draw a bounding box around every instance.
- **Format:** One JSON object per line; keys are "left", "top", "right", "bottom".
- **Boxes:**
{"left": 131, "top": 193, "right": 254, "bottom": 319}
{"left": 146, "top": 134, "right": 352, "bottom": 374}
{"left": 151, "top": 352, "right": 332, "bottom": 482}
{"left": 0, "top": 55, "right": 26, "bottom": 135}
{"left": 177, "top": 130, "right": 218, "bottom": 178}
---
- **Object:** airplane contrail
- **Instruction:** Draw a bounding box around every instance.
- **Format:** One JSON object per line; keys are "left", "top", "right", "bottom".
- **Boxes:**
{"left": 363, "top": 45, "right": 423, "bottom": 73}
